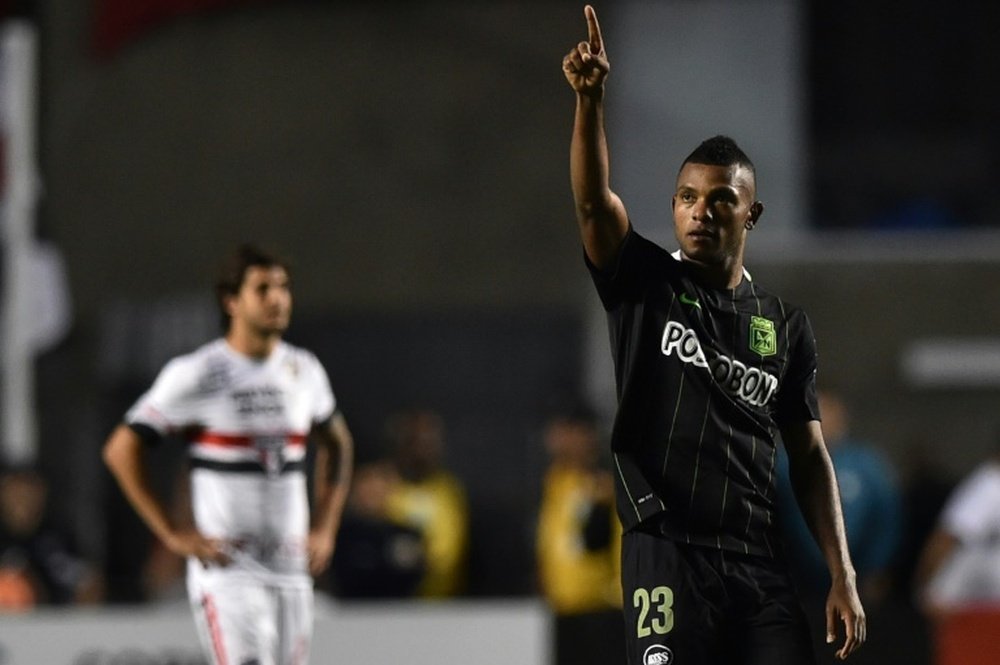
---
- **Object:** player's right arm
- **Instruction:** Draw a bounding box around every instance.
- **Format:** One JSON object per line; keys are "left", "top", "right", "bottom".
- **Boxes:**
{"left": 103, "top": 354, "right": 229, "bottom": 568}
{"left": 102, "top": 425, "right": 229, "bottom": 567}
{"left": 564, "top": 4, "right": 629, "bottom": 270}
{"left": 782, "top": 420, "right": 866, "bottom": 660}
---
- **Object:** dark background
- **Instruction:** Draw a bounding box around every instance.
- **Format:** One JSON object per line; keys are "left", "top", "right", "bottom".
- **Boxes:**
{"left": 4, "top": 3, "right": 1000, "bottom": 664}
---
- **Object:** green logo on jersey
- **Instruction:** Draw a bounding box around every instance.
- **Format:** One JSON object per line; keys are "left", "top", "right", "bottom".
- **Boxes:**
{"left": 679, "top": 293, "right": 701, "bottom": 309}
{"left": 749, "top": 316, "right": 776, "bottom": 357}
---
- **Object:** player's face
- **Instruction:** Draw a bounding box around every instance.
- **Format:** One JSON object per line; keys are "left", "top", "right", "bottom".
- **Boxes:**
{"left": 672, "top": 162, "right": 761, "bottom": 269}
{"left": 228, "top": 265, "right": 292, "bottom": 336}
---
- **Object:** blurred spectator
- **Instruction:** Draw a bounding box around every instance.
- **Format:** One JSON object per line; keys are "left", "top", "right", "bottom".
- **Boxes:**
{"left": 914, "top": 433, "right": 1000, "bottom": 665}
{"left": 535, "top": 403, "right": 623, "bottom": 665}
{"left": 382, "top": 409, "right": 469, "bottom": 598}
{"left": 326, "top": 459, "right": 425, "bottom": 599}
{"left": 0, "top": 462, "right": 103, "bottom": 611}
{"left": 776, "top": 388, "right": 903, "bottom": 603}
{"left": 916, "top": 432, "right": 1000, "bottom": 616}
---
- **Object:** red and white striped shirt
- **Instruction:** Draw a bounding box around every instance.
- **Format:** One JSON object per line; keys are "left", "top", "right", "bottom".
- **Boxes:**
{"left": 126, "top": 338, "right": 335, "bottom": 584}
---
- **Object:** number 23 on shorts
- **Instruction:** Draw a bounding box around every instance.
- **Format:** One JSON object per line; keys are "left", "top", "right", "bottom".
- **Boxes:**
{"left": 634, "top": 586, "right": 674, "bottom": 637}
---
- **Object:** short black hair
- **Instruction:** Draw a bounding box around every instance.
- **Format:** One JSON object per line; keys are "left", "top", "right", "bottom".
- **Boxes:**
{"left": 681, "top": 135, "right": 756, "bottom": 176}
{"left": 214, "top": 243, "right": 290, "bottom": 331}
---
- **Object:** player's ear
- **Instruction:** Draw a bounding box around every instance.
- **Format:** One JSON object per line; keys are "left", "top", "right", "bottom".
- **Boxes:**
{"left": 222, "top": 293, "right": 239, "bottom": 318}
{"left": 745, "top": 201, "right": 764, "bottom": 230}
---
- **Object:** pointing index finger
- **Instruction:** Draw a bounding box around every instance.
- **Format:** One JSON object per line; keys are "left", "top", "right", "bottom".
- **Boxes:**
{"left": 584, "top": 5, "right": 604, "bottom": 54}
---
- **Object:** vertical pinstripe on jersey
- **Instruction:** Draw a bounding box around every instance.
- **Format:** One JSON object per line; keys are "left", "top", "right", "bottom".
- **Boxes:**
{"left": 744, "top": 280, "right": 766, "bottom": 552}
{"left": 747, "top": 282, "right": 793, "bottom": 558}
{"left": 662, "top": 290, "right": 682, "bottom": 480}
{"left": 685, "top": 394, "right": 713, "bottom": 544}
{"left": 717, "top": 423, "right": 734, "bottom": 550}
{"left": 719, "top": 286, "right": 740, "bottom": 551}
{"left": 615, "top": 452, "right": 648, "bottom": 521}
{"left": 661, "top": 375, "right": 686, "bottom": 477}
{"left": 764, "top": 296, "right": 793, "bottom": 556}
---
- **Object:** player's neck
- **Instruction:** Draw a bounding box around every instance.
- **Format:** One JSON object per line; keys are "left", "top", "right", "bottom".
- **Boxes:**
{"left": 684, "top": 258, "right": 744, "bottom": 290}
{"left": 225, "top": 326, "right": 280, "bottom": 360}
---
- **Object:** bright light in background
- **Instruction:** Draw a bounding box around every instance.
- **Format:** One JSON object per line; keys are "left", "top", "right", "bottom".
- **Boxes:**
{"left": 902, "top": 339, "right": 1000, "bottom": 389}
{"left": 609, "top": 0, "right": 804, "bottom": 246}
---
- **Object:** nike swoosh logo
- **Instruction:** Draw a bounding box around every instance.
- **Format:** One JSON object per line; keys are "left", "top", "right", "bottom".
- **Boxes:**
{"left": 679, "top": 292, "right": 701, "bottom": 309}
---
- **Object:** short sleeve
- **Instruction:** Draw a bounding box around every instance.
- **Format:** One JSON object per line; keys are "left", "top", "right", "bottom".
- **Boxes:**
{"left": 125, "top": 356, "right": 203, "bottom": 436}
{"left": 307, "top": 352, "right": 337, "bottom": 426}
{"left": 772, "top": 310, "right": 820, "bottom": 425}
{"left": 585, "top": 226, "right": 669, "bottom": 310}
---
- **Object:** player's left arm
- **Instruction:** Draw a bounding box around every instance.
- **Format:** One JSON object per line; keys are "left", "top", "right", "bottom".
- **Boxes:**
{"left": 781, "top": 420, "right": 867, "bottom": 660}
{"left": 308, "top": 412, "right": 354, "bottom": 576}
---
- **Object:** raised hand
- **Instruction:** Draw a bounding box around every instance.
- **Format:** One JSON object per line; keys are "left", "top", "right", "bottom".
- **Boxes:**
{"left": 563, "top": 5, "right": 610, "bottom": 97}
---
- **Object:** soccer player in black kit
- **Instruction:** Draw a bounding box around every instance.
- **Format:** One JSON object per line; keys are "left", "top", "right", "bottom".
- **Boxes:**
{"left": 562, "top": 6, "right": 865, "bottom": 664}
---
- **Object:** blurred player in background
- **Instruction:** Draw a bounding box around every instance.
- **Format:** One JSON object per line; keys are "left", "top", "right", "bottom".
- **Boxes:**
{"left": 563, "top": 5, "right": 864, "bottom": 663}
{"left": 383, "top": 408, "right": 469, "bottom": 598}
{"left": 103, "top": 244, "right": 354, "bottom": 665}
{"left": 0, "top": 462, "right": 104, "bottom": 610}
{"left": 775, "top": 388, "right": 902, "bottom": 604}
{"left": 536, "top": 403, "right": 623, "bottom": 665}
{"left": 914, "top": 430, "right": 1000, "bottom": 665}
{"left": 916, "top": 430, "right": 1000, "bottom": 614}
{"left": 326, "top": 459, "right": 425, "bottom": 599}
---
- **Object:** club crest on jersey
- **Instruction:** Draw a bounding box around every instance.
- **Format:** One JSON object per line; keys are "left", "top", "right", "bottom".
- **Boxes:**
{"left": 749, "top": 316, "right": 776, "bottom": 357}
{"left": 643, "top": 645, "right": 674, "bottom": 665}
{"left": 255, "top": 435, "right": 285, "bottom": 476}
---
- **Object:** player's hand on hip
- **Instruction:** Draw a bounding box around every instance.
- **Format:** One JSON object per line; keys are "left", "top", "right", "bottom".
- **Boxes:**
{"left": 563, "top": 5, "right": 610, "bottom": 97}
{"left": 307, "top": 528, "right": 335, "bottom": 577}
{"left": 165, "top": 529, "right": 231, "bottom": 568}
{"left": 825, "top": 575, "right": 867, "bottom": 660}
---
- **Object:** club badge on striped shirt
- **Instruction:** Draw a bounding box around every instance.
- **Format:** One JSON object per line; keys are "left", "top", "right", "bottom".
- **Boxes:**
{"left": 749, "top": 316, "right": 777, "bottom": 357}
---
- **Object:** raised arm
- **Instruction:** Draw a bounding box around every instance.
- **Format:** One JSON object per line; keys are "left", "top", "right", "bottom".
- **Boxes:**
{"left": 781, "top": 420, "right": 867, "bottom": 660}
{"left": 307, "top": 412, "right": 354, "bottom": 576}
{"left": 563, "top": 4, "right": 629, "bottom": 269}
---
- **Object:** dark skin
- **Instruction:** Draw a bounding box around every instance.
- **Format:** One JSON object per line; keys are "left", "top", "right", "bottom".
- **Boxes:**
{"left": 564, "top": 5, "right": 865, "bottom": 659}
{"left": 672, "top": 163, "right": 763, "bottom": 289}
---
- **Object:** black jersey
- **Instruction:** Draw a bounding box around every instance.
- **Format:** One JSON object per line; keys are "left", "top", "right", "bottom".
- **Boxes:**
{"left": 588, "top": 227, "right": 820, "bottom": 557}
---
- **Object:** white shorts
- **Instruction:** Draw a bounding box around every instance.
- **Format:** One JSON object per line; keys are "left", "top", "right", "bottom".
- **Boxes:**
{"left": 187, "top": 566, "right": 313, "bottom": 665}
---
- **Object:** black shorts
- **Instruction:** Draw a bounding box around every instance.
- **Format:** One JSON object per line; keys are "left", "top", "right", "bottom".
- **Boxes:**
{"left": 622, "top": 528, "right": 815, "bottom": 665}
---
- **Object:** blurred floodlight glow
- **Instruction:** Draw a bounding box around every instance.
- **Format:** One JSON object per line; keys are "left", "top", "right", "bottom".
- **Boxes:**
{"left": 901, "top": 339, "right": 1000, "bottom": 388}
